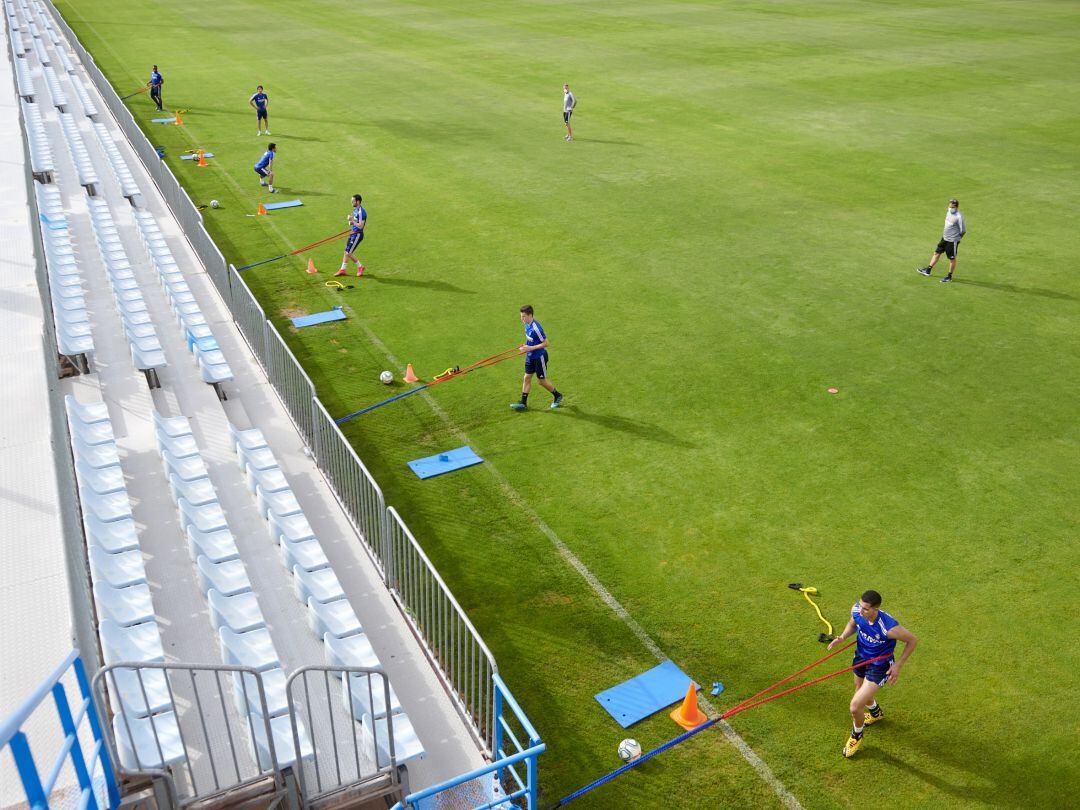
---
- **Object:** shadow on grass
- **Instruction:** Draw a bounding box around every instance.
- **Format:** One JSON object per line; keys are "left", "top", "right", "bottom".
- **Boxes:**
{"left": 861, "top": 748, "right": 1010, "bottom": 807}
{"left": 574, "top": 137, "right": 640, "bottom": 147}
{"left": 554, "top": 406, "right": 693, "bottom": 448}
{"left": 951, "top": 279, "right": 1075, "bottom": 300}
{"left": 279, "top": 188, "right": 332, "bottom": 197}
{"left": 370, "top": 276, "right": 475, "bottom": 295}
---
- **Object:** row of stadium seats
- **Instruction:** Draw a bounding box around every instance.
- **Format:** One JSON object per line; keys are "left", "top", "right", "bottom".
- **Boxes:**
{"left": 21, "top": 100, "right": 54, "bottom": 175}
{"left": 85, "top": 197, "right": 167, "bottom": 381}
{"left": 71, "top": 73, "right": 98, "bottom": 117}
{"left": 42, "top": 63, "right": 65, "bottom": 108}
{"left": 93, "top": 122, "right": 139, "bottom": 200}
{"left": 152, "top": 411, "right": 314, "bottom": 770}
{"left": 57, "top": 111, "right": 98, "bottom": 190}
{"left": 230, "top": 428, "right": 425, "bottom": 765}
{"left": 35, "top": 183, "right": 94, "bottom": 361}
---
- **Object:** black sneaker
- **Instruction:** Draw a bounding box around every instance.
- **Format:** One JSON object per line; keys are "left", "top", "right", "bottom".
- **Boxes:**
{"left": 941, "top": 274, "right": 952, "bottom": 283}
{"left": 917, "top": 267, "right": 932, "bottom": 277}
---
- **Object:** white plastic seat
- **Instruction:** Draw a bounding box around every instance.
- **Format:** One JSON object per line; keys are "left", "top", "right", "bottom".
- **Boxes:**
{"left": 157, "top": 430, "right": 199, "bottom": 459}
{"left": 112, "top": 711, "right": 185, "bottom": 770}
{"left": 72, "top": 436, "right": 119, "bottom": 469}
{"left": 307, "top": 597, "right": 362, "bottom": 639}
{"left": 177, "top": 497, "right": 227, "bottom": 534}
{"left": 89, "top": 546, "right": 146, "bottom": 588}
{"left": 168, "top": 473, "right": 217, "bottom": 507}
{"left": 84, "top": 514, "right": 139, "bottom": 554}
{"left": 196, "top": 556, "right": 251, "bottom": 597}
{"left": 162, "top": 448, "right": 208, "bottom": 482}
{"left": 67, "top": 415, "right": 115, "bottom": 446}
{"left": 294, "top": 566, "right": 344, "bottom": 605}
{"left": 363, "top": 711, "right": 424, "bottom": 766}
{"left": 131, "top": 345, "right": 167, "bottom": 371}
{"left": 207, "top": 589, "right": 265, "bottom": 633}
{"left": 185, "top": 525, "right": 239, "bottom": 563}
{"left": 79, "top": 487, "right": 133, "bottom": 524}
{"left": 100, "top": 619, "right": 164, "bottom": 664}
{"left": 343, "top": 672, "right": 401, "bottom": 721}
{"left": 323, "top": 632, "right": 380, "bottom": 672}
{"left": 65, "top": 395, "right": 109, "bottom": 424}
{"left": 282, "top": 537, "right": 330, "bottom": 573}
{"left": 75, "top": 460, "right": 125, "bottom": 494}
{"left": 246, "top": 465, "right": 289, "bottom": 495}
{"left": 237, "top": 443, "right": 276, "bottom": 473}
{"left": 268, "top": 511, "right": 315, "bottom": 546}
{"left": 219, "top": 627, "right": 279, "bottom": 672}
{"left": 257, "top": 486, "right": 302, "bottom": 520}
{"left": 93, "top": 582, "right": 154, "bottom": 627}
{"left": 152, "top": 411, "right": 192, "bottom": 438}
{"left": 248, "top": 714, "right": 313, "bottom": 771}
{"left": 104, "top": 665, "right": 173, "bottom": 719}
{"left": 232, "top": 667, "right": 288, "bottom": 718}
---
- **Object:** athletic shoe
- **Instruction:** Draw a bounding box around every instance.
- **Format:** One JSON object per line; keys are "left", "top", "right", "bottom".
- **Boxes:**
{"left": 268, "top": 187, "right": 278, "bottom": 193}
{"left": 510, "top": 403, "right": 527, "bottom": 411}
{"left": 551, "top": 394, "right": 563, "bottom": 409}
{"left": 265, "top": 131, "right": 270, "bottom": 135}
{"left": 256, "top": 131, "right": 261, "bottom": 136}
{"left": 334, "top": 269, "right": 347, "bottom": 277}
{"left": 356, "top": 264, "right": 364, "bottom": 277}
{"left": 917, "top": 267, "right": 932, "bottom": 276}
{"left": 941, "top": 274, "right": 952, "bottom": 283}
{"left": 863, "top": 708, "right": 884, "bottom": 725}
{"left": 842, "top": 734, "right": 863, "bottom": 758}
{"left": 259, "top": 181, "right": 267, "bottom": 187}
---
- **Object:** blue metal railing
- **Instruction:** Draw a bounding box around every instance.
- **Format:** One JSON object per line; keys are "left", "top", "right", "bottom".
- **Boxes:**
{"left": 391, "top": 674, "right": 544, "bottom": 810}
{"left": 1, "top": 650, "right": 120, "bottom": 810}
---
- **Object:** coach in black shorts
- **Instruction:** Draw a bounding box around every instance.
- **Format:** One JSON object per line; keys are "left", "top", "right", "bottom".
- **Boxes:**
{"left": 918, "top": 198, "right": 966, "bottom": 283}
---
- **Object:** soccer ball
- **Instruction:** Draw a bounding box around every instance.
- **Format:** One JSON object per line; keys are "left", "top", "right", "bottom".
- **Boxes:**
{"left": 209, "top": 199, "right": 219, "bottom": 209}
{"left": 617, "top": 739, "right": 641, "bottom": 762}
{"left": 379, "top": 370, "right": 393, "bottom": 385}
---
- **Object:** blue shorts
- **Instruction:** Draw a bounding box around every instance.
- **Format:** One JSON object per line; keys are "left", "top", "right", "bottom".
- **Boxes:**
{"left": 256, "top": 109, "right": 267, "bottom": 120}
{"left": 346, "top": 231, "right": 364, "bottom": 253}
{"left": 853, "top": 657, "right": 893, "bottom": 686}
{"left": 524, "top": 353, "right": 548, "bottom": 379}
{"left": 254, "top": 167, "right": 269, "bottom": 178}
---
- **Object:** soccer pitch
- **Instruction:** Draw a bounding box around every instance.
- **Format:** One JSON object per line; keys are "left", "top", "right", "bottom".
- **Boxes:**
{"left": 57, "top": 0, "right": 1079, "bottom": 806}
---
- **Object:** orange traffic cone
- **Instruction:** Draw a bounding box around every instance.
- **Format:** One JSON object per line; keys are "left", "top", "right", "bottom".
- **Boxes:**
{"left": 196, "top": 150, "right": 208, "bottom": 167}
{"left": 257, "top": 203, "right": 267, "bottom": 216}
{"left": 670, "top": 684, "right": 708, "bottom": 730}
{"left": 306, "top": 258, "right": 318, "bottom": 274}
{"left": 173, "top": 110, "right": 183, "bottom": 126}
{"left": 403, "top": 364, "right": 419, "bottom": 383}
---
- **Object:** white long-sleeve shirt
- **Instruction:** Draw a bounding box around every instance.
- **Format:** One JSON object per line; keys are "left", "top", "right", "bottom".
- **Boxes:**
{"left": 563, "top": 90, "right": 576, "bottom": 113}
{"left": 943, "top": 210, "right": 966, "bottom": 241}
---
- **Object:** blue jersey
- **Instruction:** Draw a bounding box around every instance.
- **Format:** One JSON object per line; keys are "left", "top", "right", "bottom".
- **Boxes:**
{"left": 254, "top": 149, "right": 274, "bottom": 170}
{"left": 851, "top": 603, "right": 898, "bottom": 662}
{"left": 251, "top": 92, "right": 268, "bottom": 110}
{"left": 350, "top": 205, "right": 367, "bottom": 233}
{"left": 150, "top": 71, "right": 162, "bottom": 87}
{"left": 524, "top": 320, "right": 547, "bottom": 359}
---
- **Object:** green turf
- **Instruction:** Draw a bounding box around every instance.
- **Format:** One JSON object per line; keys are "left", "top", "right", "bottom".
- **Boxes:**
{"left": 56, "top": 0, "right": 1080, "bottom": 806}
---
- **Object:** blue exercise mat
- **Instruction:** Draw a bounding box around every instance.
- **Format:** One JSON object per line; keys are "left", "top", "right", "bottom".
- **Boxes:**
{"left": 262, "top": 199, "right": 303, "bottom": 211}
{"left": 290, "top": 306, "right": 347, "bottom": 328}
{"left": 595, "top": 660, "right": 698, "bottom": 728}
{"left": 408, "top": 446, "right": 483, "bottom": 480}
{"left": 151, "top": 118, "right": 175, "bottom": 123}
{"left": 180, "top": 152, "right": 214, "bottom": 160}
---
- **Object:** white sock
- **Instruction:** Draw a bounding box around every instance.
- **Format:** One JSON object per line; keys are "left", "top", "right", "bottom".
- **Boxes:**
{"left": 868, "top": 702, "right": 878, "bottom": 711}
{"left": 853, "top": 724, "right": 864, "bottom": 734}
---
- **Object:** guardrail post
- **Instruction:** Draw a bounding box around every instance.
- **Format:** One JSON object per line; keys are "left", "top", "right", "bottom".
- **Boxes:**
{"left": 493, "top": 683, "right": 504, "bottom": 789}
{"left": 527, "top": 752, "right": 539, "bottom": 810}
{"left": 75, "top": 657, "right": 120, "bottom": 808}
{"left": 8, "top": 732, "right": 48, "bottom": 807}
{"left": 52, "top": 682, "right": 97, "bottom": 808}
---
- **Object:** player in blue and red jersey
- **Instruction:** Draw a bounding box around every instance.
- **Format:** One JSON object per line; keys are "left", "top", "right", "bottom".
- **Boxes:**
{"left": 253, "top": 143, "right": 276, "bottom": 193}
{"left": 335, "top": 194, "right": 366, "bottom": 277}
{"left": 828, "top": 590, "right": 918, "bottom": 758}
{"left": 511, "top": 305, "right": 563, "bottom": 410}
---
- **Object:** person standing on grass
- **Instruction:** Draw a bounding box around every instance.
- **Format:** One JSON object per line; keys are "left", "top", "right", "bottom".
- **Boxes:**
{"left": 254, "top": 143, "right": 277, "bottom": 193}
{"left": 827, "top": 590, "right": 918, "bottom": 759}
{"left": 918, "top": 198, "right": 966, "bottom": 283}
{"left": 563, "top": 84, "right": 576, "bottom": 141}
{"left": 250, "top": 85, "right": 270, "bottom": 136}
{"left": 148, "top": 65, "right": 164, "bottom": 111}
{"left": 336, "top": 194, "right": 366, "bottom": 277}
{"left": 511, "top": 305, "right": 563, "bottom": 410}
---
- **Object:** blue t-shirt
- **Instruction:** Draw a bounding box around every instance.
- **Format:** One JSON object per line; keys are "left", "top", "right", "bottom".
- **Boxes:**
{"left": 251, "top": 92, "right": 268, "bottom": 110}
{"left": 851, "top": 603, "right": 898, "bottom": 662}
{"left": 254, "top": 149, "right": 274, "bottom": 170}
{"left": 150, "top": 71, "right": 162, "bottom": 87}
{"left": 524, "top": 320, "right": 547, "bottom": 358}
{"left": 351, "top": 205, "right": 367, "bottom": 233}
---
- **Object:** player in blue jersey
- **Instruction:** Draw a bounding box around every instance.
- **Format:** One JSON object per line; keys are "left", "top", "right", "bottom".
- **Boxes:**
{"left": 335, "top": 194, "right": 366, "bottom": 277}
{"left": 827, "top": 590, "right": 918, "bottom": 758}
{"left": 249, "top": 85, "right": 270, "bottom": 136}
{"left": 511, "top": 305, "right": 563, "bottom": 410}
{"left": 148, "top": 65, "right": 164, "bottom": 111}
{"left": 253, "top": 143, "right": 276, "bottom": 193}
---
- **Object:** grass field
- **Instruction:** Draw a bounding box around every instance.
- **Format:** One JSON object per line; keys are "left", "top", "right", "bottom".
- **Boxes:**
{"left": 55, "top": 0, "right": 1080, "bottom": 806}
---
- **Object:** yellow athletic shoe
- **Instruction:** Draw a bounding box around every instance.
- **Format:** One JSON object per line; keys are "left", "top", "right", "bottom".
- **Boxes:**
{"left": 842, "top": 734, "right": 863, "bottom": 758}
{"left": 863, "top": 708, "right": 884, "bottom": 725}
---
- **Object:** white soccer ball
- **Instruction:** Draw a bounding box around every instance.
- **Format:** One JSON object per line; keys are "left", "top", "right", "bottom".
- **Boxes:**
{"left": 379, "top": 370, "right": 393, "bottom": 385}
{"left": 617, "top": 739, "right": 641, "bottom": 762}
{"left": 210, "top": 199, "right": 220, "bottom": 209}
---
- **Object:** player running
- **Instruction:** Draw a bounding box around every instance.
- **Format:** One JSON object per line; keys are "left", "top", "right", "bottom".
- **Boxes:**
{"left": 917, "top": 198, "right": 966, "bottom": 283}
{"left": 250, "top": 85, "right": 270, "bottom": 136}
{"left": 827, "top": 590, "right": 918, "bottom": 758}
{"left": 335, "top": 194, "right": 366, "bottom": 277}
{"left": 562, "top": 84, "right": 576, "bottom": 141}
{"left": 148, "top": 65, "right": 164, "bottom": 111}
{"left": 253, "top": 143, "right": 277, "bottom": 193}
{"left": 511, "top": 305, "right": 563, "bottom": 410}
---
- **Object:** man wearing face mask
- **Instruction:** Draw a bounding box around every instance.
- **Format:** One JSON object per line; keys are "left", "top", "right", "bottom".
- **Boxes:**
{"left": 917, "top": 198, "right": 966, "bottom": 283}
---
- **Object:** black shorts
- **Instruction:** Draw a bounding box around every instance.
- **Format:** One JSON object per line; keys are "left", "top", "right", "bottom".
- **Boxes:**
{"left": 256, "top": 109, "right": 267, "bottom": 120}
{"left": 254, "top": 167, "right": 269, "bottom": 178}
{"left": 346, "top": 231, "right": 364, "bottom": 253}
{"left": 524, "top": 353, "right": 548, "bottom": 379}
{"left": 563, "top": 110, "right": 573, "bottom": 123}
{"left": 935, "top": 239, "right": 959, "bottom": 260}
{"left": 853, "top": 657, "right": 893, "bottom": 686}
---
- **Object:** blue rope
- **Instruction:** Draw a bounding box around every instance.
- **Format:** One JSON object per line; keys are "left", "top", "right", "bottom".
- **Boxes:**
{"left": 549, "top": 718, "right": 719, "bottom": 807}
